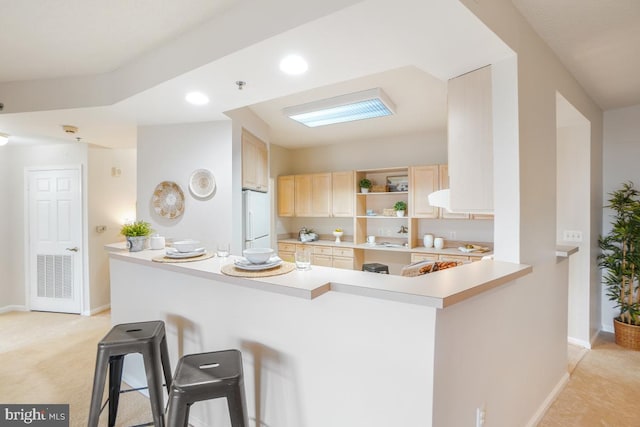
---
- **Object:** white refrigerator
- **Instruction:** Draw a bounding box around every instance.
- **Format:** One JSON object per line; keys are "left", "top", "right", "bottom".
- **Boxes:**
{"left": 243, "top": 190, "right": 271, "bottom": 249}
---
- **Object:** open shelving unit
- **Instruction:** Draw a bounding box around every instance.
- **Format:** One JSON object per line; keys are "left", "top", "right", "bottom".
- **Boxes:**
{"left": 354, "top": 167, "right": 412, "bottom": 246}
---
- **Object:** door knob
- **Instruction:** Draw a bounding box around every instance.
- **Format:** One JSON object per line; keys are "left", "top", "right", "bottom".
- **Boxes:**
{"left": 66, "top": 247, "right": 79, "bottom": 252}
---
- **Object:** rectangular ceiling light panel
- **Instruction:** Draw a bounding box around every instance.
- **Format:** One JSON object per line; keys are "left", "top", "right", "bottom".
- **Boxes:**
{"left": 283, "top": 88, "right": 395, "bottom": 127}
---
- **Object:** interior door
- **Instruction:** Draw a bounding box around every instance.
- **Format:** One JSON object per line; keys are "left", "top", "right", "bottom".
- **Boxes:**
{"left": 28, "top": 168, "right": 83, "bottom": 314}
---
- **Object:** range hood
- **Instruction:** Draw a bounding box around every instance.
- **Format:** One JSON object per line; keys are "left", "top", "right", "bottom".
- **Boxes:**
{"left": 428, "top": 189, "right": 451, "bottom": 211}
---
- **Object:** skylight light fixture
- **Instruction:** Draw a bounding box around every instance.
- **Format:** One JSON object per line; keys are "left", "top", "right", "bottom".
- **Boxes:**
{"left": 283, "top": 88, "right": 395, "bottom": 127}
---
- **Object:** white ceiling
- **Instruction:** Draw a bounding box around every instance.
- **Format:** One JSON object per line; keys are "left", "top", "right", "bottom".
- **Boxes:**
{"left": 0, "top": 0, "right": 636, "bottom": 149}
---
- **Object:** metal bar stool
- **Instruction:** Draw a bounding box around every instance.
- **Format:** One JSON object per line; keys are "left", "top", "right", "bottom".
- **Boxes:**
{"left": 88, "top": 320, "right": 172, "bottom": 427}
{"left": 166, "top": 349, "right": 249, "bottom": 427}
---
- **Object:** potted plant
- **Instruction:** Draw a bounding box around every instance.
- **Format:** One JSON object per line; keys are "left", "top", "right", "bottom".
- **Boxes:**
{"left": 120, "top": 220, "right": 153, "bottom": 252}
{"left": 598, "top": 182, "right": 640, "bottom": 350}
{"left": 394, "top": 200, "right": 407, "bottom": 217}
{"left": 359, "top": 178, "right": 372, "bottom": 193}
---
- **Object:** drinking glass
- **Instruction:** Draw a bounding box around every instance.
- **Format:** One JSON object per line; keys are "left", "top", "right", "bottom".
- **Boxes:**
{"left": 295, "top": 246, "right": 311, "bottom": 270}
{"left": 216, "top": 243, "right": 230, "bottom": 257}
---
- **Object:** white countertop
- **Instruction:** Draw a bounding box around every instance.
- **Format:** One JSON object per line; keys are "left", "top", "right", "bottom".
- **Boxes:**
{"left": 106, "top": 243, "right": 531, "bottom": 309}
{"left": 278, "top": 238, "right": 493, "bottom": 257}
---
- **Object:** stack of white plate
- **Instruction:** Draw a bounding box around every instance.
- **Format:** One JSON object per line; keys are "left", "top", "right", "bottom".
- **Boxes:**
{"left": 234, "top": 256, "right": 282, "bottom": 271}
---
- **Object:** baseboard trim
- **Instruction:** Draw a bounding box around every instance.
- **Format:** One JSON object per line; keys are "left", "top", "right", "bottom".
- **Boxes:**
{"left": 82, "top": 304, "right": 111, "bottom": 316}
{"left": 601, "top": 323, "right": 614, "bottom": 334}
{"left": 0, "top": 305, "right": 28, "bottom": 314}
{"left": 525, "top": 372, "right": 570, "bottom": 427}
{"left": 567, "top": 336, "right": 591, "bottom": 349}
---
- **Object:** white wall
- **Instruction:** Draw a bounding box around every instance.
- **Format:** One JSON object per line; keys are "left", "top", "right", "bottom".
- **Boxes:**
{"left": 601, "top": 103, "right": 640, "bottom": 331}
{"left": 557, "top": 124, "right": 592, "bottom": 346}
{"left": 87, "top": 146, "right": 136, "bottom": 314}
{"left": 456, "top": 0, "right": 603, "bottom": 424}
{"left": 137, "top": 121, "right": 233, "bottom": 249}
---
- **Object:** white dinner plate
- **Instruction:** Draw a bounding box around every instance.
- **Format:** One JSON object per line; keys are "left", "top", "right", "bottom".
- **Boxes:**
{"left": 234, "top": 256, "right": 282, "bottom": 271}
{"left": 165, "top": 248, "right": 206, "bottom": 259}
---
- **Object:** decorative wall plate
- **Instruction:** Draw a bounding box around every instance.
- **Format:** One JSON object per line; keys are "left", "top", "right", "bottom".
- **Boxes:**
{"left": 152, "top": 181, "right": 185, "bottom": 219}
{"left": 189, "top": 169, "right": 216, "bottom": 199}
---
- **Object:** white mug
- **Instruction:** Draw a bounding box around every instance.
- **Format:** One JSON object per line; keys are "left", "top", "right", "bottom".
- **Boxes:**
{"left": 367, "top": 235, "right": 376, "bottom": 244}
{"left": 149, "top": 234, "right": 165, "bottom": 250}
{"left": 423, "top": 234, "right": 434, "bottom": 248}
{"left": 434, "top": 237, "right": 444, "bottom": 250}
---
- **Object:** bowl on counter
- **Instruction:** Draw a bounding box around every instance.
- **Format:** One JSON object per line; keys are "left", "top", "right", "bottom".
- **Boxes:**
{"left": 172, "top": 239, "right": 202, "bottom": 253}
{"left": 243, "top": 248, "right": 274, "bottom": 264}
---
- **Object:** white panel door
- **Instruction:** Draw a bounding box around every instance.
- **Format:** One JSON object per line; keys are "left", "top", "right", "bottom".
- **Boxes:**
{"left": 28, "top": 168, "right": 83, "bottom": 313}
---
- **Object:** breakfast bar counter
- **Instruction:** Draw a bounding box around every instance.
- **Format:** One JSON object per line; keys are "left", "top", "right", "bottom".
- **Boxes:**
{"left": 106, "top": 244, "right": 535, "bottom": 427}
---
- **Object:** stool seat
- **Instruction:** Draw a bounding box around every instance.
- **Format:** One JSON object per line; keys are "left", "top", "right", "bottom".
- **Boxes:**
{"left": 167, "top": 349, "right": 248, "bottom": 427}
{"left": 88, "top": 320, "right": 172, "bottom": 427}
{"left": 362, "top": 263, "right": 389, "bottom": 274}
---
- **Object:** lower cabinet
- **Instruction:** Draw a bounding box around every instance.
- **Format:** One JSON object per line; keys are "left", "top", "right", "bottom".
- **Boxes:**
{"left": 277, "top": 242, "right": 356, "bottom": 270}
{"left": 411, "top": 253, "right": 439, "bottom": 263}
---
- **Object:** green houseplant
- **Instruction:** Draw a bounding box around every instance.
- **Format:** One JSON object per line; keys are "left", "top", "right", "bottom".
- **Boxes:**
{"left": 394, "top": 200, "right": 407, "bottom": 217}
{"left": 598, "top": 182, "right": 640, "bottom": 349}
{"left": 359, "top": 178, "right": 372, "bottom": 193}
{"left": 120, "top": 220, "right": 153, "bottom": 252}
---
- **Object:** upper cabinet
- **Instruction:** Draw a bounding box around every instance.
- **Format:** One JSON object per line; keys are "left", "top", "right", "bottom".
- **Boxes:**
{"left": 438, "top": 164, "right": 469, "bottom": 219}
{"left": 277, "top": 175, "right": 295, "bottom": 217}
{"left": 241, "top": 130, "right": 268, "bottom": 192}
{"left": 409, "top": 165, "right": 439, "bottom": 218}
{"left": 295, "top": 173, "right": 332, "bottom": 217}
{"left": 447, "top": 65, "right": 493, "bottom": 213}
{"left": 331, "top": 171, "right": 355, "bottom": 217}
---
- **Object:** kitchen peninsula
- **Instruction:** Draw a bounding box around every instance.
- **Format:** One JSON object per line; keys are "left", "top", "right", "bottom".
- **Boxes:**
{"left": 107, "top": 245, "right": 530, "bottom": 426}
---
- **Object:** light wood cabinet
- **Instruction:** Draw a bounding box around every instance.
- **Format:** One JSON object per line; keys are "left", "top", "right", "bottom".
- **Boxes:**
{"left": 241, "top": 130, "right": 268, "bottom": 192}
{"left": 312, "top": 254, "right": 333, "bottom": 267}
{"left": 409, "top": 165, "right": 439, "bottom": 218}
{"left": 277, "top": 175, "right": 295, "bottom": 217}
{"left": 447, "top": 66, "right": 493, "bottom": 213}
{"left": 332, "top": 171, "right": 354, "bottom": 217}
{"left": 277, "top": 242, "right": 297, "bottom": 263}
{"left": 294, "top": 175, "right": 313, "bottom": 216}
{"left": 311, "top": 173, "right": 332, "bottom": 217}
{"left": 438, "top": 164, "right": 470, "bottom": 219}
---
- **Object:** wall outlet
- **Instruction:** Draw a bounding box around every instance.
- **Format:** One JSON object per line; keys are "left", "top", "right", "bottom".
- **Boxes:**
{"left": 563, "top": 230, "right": 583, "bottom": 242}
{"left": 476, "top": 406, "right": 486, "bottom": 427}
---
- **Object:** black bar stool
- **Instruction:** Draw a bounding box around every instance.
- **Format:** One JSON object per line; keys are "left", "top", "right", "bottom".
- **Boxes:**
{"left": 88, "top": 320, "right": 172, "bottom": 427}
{"left": 166, "top": 349, "right": 249, "bottom": 427}
{"left": 362, "top": 262, "right": 389, "bottom": 274}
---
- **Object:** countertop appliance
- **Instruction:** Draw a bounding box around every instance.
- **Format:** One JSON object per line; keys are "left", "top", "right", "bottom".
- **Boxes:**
{"left": 243, "top": 190, "right": 270, "bottom": 249}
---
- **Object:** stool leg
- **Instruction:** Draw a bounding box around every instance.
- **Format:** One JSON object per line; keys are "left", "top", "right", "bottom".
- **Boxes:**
{"left": 108, "top": 355, "right": 125, "bottom": 427}
{"left": 88, "top": 349, "right": 109, "bottom": 427}
{"left": 227, "top": 383, "right": 249, "bottom": 427}
{"left": 160, "top": 335, "right": 172, "bottom": 392}
{"left": 143, "top": 346, "right": 166, "bottom": 427}
{"left": 166, "top": 392, "right": 190, "bottom": 427}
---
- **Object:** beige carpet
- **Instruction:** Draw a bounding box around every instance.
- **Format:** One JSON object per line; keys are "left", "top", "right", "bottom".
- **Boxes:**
{"left": 0, "top": 311, "right": 151, "bottom": 427}
{"left": 2, "top": 311, "right": 640, "bottom": 426}
{"left": 538, "top": 332, "right": 640, "bottom": 427}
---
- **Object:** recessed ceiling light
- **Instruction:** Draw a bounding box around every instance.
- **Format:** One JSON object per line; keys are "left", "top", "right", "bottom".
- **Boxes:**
{"left": 185, "top": 92, "right": 209, "bottom": 106}
{"left": 0, "top": 132, "right": 9, "bottom": 146}
{"left": 279, "top": 55, "right": 308, "bottom": 75}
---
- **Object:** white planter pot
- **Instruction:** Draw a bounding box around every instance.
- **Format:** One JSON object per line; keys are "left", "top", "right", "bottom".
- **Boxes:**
{"left": 396, "top": 210, "right": 405, "bottom": 217}
{"left": 361, "top": 188, "right": 369, "bottom": 193}
{"left": 126, "top": 236, "right": 147, "bottom": 252}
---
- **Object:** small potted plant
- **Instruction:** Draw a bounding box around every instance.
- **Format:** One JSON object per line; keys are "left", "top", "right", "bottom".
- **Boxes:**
{"left": 359, "top": 178, "right": 372, "bottom": 194}
{"left": 598, "top": 182, "right": 640, "bottom": 349}
{"left": 120, "top": 220, "right": 153, "bottom": 252}
{"left": 394, "top": 201, "right": 407, "bottom": 217}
